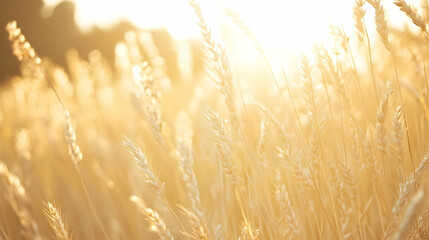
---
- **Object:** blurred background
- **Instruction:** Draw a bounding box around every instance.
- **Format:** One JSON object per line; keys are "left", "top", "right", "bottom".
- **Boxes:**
{"left": 0, "top": 0, "right": 186, "bottom": 82}
{"left": 0, "top": 0, "right": 418, "bottom": 82}
{"left": 0, "top": 0, "right": 357, "bottom": 83}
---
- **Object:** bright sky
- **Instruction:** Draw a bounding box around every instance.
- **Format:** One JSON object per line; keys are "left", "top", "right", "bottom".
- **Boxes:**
{"left": 41, "top": 0, "right": 421, "bottom": 56}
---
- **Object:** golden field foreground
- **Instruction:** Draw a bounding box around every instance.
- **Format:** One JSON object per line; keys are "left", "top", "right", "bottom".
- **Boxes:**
{"left": 1, "top": 0, "right": 429, "bottom": 239}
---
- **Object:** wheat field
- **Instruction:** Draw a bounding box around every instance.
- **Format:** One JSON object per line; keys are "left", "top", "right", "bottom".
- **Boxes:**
{"left": 1, "top": 0, "right": 429, "bottom": 239}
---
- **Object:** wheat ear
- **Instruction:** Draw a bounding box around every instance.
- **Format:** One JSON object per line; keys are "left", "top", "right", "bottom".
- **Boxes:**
{"left": 394, "top": 0, "right": 429, "bottom": 41}
{"left": 353, "top": 0, "right": 366, "bottom": 41}
{"left": 188, "top": 0, "right": 239, "bottom": 131}
{"left": 123, "top": 138, "right": 165, "bottom": 194}
{"left": 64, "top": 111, "right": 83, "bottom": 166}
{"left": 391, "top": 105, "right": 405, "bottom": 180}
{"left": 367, "top": 0, "right": 391, "bottom": 51}
{"left": 376, "top": 84, "right": 392, "bottom": 154}
{"left": 393, "top": 190, "right": 425, "bottom": 240}
{"left": 43, "top": 201, "right": 71, "bottom": 240}
{"left": 176, "top": 138, "right": 210, "bottom": 239}
{"left": 202, "top": 109, "right": 241, "bottom": 186}
{"left": 130, "top": 196, "right": 174, "bottom": 240}
{"left": 0, "top": 162, "right": 42, "bottom": 240}
{"left": 274, "top": 170, "right": 299, "bottom": 239}
{"left": 385, "top": 154, "right": 429, "bottom": 238}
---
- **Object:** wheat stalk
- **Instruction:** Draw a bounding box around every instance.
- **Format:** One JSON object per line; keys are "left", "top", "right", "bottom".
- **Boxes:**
{"left": 367, "top": 0, "right": 391, "bottom": 51}
{"left": 64, "top": 111, "right": 83, "bottom": 166}
{"left": 188, "top": 0, "right": 239, "bottom": 131}
{"left": 202, "top": 109, "right": 241, "bottom": 186}
{"left": 43, "top": 201, "right": 71, "bottom": 240}
{"left": 407, "top": 208, "right": 428, "bottom": 240}
{"left": 394, "top": 190, "right": 426, "bottom": 240}
{"left": 0, "top": 162, "right": 42, "bottom": 240}
{"left": 237, "top": 222, "right": 259, "bottom": 240}
{"left": 376, "top": 84, "right": 392, "bottom": 154}
{"left": 274, "top": 170, "right": 299, "bottom": 239}
{"left": 394, "top": 0, "right": 429, "bottom": 41}
{"left": 353, "top": 0, "right": 366, "bottom": 41}
{"left": 385, "top": 154, "right": 429, "bottom": 238}
{"left": 130, "top": 196, "right": 174, "bottom": 240}
{"left": 123, "top": 138, "right": 165, "bottom": 193}
{"left": 256, "top": 118, "right": 270, "bottom": 168}
{"left": 176, "top": 138, "right": 210, "bottom": 239}
{"left": 391, "top": 105, "right": 405, "bottom": 181}
{"left": 5, "top": 21, "right": 42, "bottom": 70}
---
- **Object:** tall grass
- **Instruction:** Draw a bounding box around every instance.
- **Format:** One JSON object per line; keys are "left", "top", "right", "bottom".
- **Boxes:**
{"left": 1, "top": 0, "right": 429, "bottom": 239}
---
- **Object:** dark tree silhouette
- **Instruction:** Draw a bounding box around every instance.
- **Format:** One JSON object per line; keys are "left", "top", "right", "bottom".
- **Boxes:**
{"left": 0, "top": 0, "right": 188, "bottom": 83}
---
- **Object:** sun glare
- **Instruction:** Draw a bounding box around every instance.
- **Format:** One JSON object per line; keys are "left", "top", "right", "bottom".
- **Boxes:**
{"left": 41, "top": 0, "right": 358, "bottom": 52}
{"left": 42, "top": 0, "right": 420, "bottom": 57}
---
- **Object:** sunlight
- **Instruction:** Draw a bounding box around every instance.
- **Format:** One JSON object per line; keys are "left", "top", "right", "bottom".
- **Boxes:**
{"left": 229, "top": 0, "right": 353, "bottom": 52}
{"left": 4, "top": 0, "right": 429, "bottom": 238}
{"left": 42, "top": 0, "right": 357, "bottom": 52}
{"left": 41, "top": 0, "right": 420, "bottom": 59}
